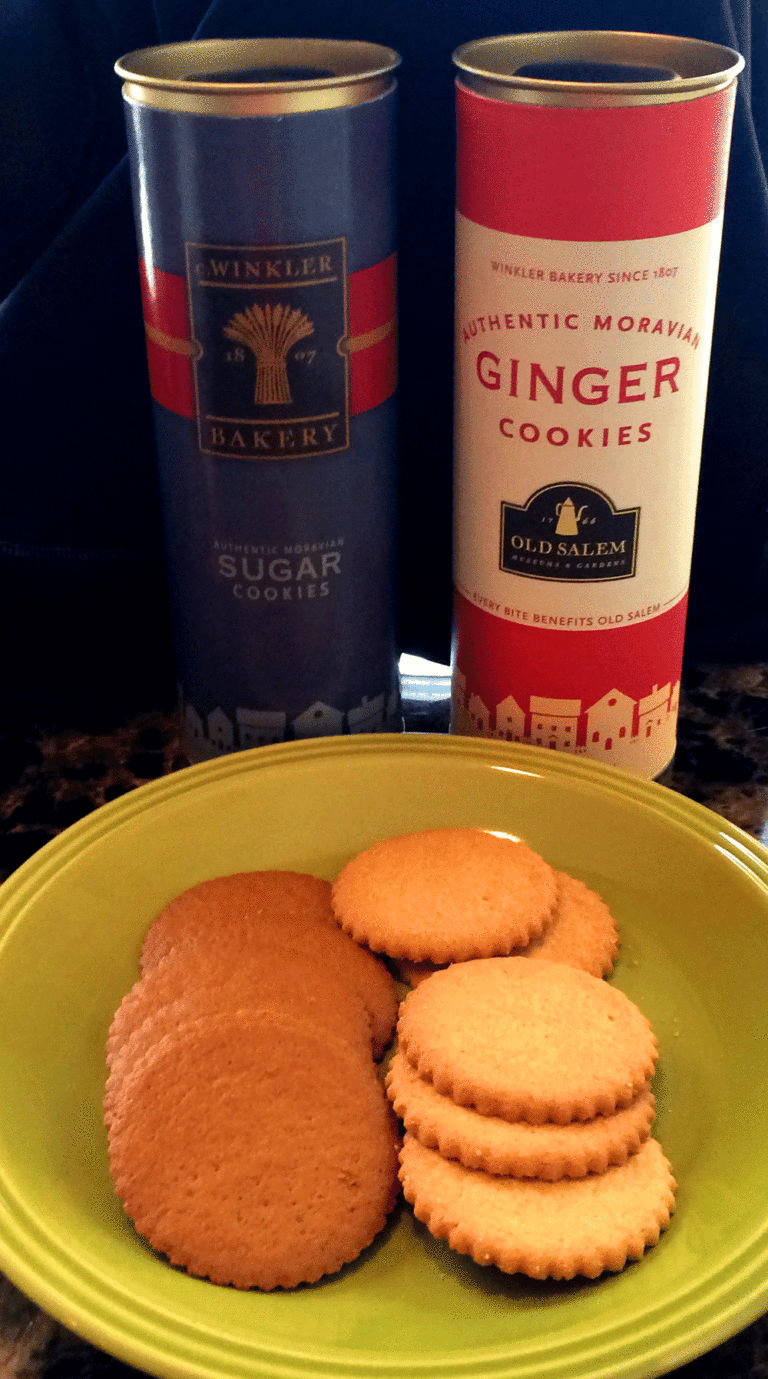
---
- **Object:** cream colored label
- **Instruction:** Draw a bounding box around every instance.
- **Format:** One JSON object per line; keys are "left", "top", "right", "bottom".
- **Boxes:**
{"left": 454, "top": 214, "right": 724, "bottom": 628}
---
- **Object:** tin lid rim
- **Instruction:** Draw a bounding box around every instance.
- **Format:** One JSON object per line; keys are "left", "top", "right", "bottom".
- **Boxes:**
{"left": 114, "top": 36, "right": 402, "bottom": 94}
{"left": 452, "top": 30, "right": 745, "bottom": 97}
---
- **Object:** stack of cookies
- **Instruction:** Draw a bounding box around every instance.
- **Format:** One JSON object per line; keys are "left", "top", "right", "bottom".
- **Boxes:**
{"left": 105, "top": 870, "right": 400, "bottom": 1290}
{"left": 388, "top": 958, "right": 675, "bottom": 1280}
{"left": 331, "top": 828, "right": 674, "bottom": 1280}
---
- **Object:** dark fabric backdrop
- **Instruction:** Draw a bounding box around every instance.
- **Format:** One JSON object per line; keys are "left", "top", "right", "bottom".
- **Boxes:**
{"left": 1, "top": 0, "right": 766, "bottom": 722}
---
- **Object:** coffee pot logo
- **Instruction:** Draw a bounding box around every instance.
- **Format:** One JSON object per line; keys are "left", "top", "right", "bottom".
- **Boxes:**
{"left": 223, "top": 302, "right": 314, "bottom": 405}
{"left": 554, "top": 497, "right": 588, "bottom": 537}
{"left": 500, "top": 481, "right": 640, "bottom": 582}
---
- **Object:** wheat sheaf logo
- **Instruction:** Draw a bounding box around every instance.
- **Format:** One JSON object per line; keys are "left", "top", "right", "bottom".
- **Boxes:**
{"left": 223, "top": 302, "right": 314, "bottom": 405}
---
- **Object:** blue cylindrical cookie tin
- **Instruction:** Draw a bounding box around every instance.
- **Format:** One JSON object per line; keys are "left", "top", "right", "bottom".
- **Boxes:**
{"left": 115, "top": 39, "right": 401, "bottom": 759}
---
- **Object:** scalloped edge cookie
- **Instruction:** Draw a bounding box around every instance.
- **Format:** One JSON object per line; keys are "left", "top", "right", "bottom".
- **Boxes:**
{"left": 331, "top": 828, "right": 558, "bottom": 963}
{"left": 397, "top": 957, "right": 657, "bottom": 1124}
{"left": 108, "top": 1010, "right": 400, "bottom": 1290}
{"left": 398, "top": 1133, "right": 675, "bottom": 1279}
{"left": 386, "top": 1050, "right": 655, "bottom": 1178}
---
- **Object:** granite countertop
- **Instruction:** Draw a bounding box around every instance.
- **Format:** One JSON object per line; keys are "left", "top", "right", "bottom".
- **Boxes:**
{"left": 1, "top": 657, "right": 768, "bottom": 1379}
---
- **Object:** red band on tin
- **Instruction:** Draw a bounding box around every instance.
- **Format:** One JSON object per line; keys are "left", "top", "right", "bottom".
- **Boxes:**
{"left": 456, "top": 84, "right": 735, "bottom": 240}
{"left": 348, "top": 252, "right": 398, "bottom": 415}
{"left": 139, "top": 260, "right": 195, "bottom": 418}
{"left": 453, "top": 589, "right": 687, "bottom": 748}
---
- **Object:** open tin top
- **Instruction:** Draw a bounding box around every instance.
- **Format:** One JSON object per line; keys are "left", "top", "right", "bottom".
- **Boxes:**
{"left": 114, "top": 37, "right": 401, "bottom": 114}
{"left": 453, "top": 30, "right": 744, "bottom": 106}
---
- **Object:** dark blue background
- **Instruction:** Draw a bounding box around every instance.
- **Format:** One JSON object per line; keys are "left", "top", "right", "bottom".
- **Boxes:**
{"left": 1, "top": 0, "right": 766, "bottom": 722}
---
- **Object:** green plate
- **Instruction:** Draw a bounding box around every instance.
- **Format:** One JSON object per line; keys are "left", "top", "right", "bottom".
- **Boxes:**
{"left": 0, "top": 733, "right": 767, "bottom": 1379}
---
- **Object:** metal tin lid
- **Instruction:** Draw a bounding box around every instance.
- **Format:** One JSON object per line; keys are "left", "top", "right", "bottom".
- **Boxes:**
{"left": 115, "top": 38, "right": 401, "bottom": 115}
{"left": 453, "top": 31, "right": 744, "bottom": 106}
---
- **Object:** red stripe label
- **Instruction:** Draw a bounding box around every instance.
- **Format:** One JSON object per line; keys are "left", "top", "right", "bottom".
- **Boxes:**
{"left": 456, "top": 84, "right": 736, "bottom": 240}
{"left": 452, "top": 590, "right": 687, "bottom": 772}
{"left": 138, "top": 260, "right": 195, "bottom": 418}
{"left": 349, "top": 253, "right": 397, "bottom": 336}
{"left": 348, "top": 252, "right": 398, "bottom": 416}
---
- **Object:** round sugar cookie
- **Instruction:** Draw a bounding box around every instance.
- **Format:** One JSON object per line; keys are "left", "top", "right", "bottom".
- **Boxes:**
{"left": 398, "top": 1132, "right": 675, "bottom": 1279}
{"left": 140, "top": 870, "right": 338, "bottom": 972}
{"left": 332, "top": 828, "right": 558, "bottom": 963}
{"left": 397, "top": 957, "right": 657, "bottom": 1124}
{"left": 139, "top": 871, "right": 397, "bottom": 1057}
{"left": 107, "top": 946, "right": 373, "bottom": 1071}
{"left": 386, "top": 1050, "right": 655, "bottom": 1178}
{"left": 104, "top": 951, "right": 376, "bottom": 1127}
{"left": 107, "top": 1010, "right": 400, "bottom": 1290}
